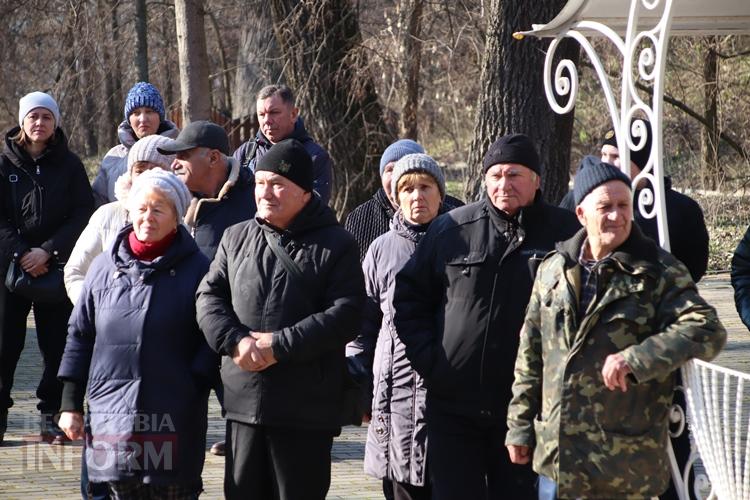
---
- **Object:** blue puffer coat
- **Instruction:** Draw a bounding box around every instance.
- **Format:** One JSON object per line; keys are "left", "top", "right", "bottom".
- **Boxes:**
{"left": 58, "top": 225, "right": 215, "bottom": 485}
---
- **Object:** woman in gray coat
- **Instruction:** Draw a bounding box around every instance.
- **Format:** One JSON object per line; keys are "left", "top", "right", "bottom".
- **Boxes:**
{"left": 347, "top": 153, "right": 447, "bottom": 500}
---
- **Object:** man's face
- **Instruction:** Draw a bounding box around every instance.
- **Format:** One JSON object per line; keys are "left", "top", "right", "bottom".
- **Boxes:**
{"left": 381, "top": 162, "right": 397, "bottom": 207}
{"left": 601, "top": 144, "right": 641, "bottom": 179}
{"left": 484, "top": 163, "right": 540, "bottom": 216}
{"left": 256, "top": 94, "right": 299, "bottom": 144}
{"left": 255, "top": 170, "right": 311, "bottom": 229}
{"left": 171, "top": 147, "right": 211, "bottom": 192}
{"left": 576, "top": 180, "right": 633, "bottom": 256}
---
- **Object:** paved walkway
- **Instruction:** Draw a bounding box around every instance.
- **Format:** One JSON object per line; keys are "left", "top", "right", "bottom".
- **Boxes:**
{"left": 0, "top": 273, "right": 746, "bottom": 499}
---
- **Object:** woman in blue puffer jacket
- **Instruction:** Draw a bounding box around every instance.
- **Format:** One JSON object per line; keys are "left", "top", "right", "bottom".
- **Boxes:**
{"left": 58, "top": 170, "right": 216, "bottom": 499}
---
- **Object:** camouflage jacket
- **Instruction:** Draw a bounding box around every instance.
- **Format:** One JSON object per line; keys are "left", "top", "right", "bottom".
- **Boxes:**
{"left": 506, "top": 225, "right": 726, "bottom": 499}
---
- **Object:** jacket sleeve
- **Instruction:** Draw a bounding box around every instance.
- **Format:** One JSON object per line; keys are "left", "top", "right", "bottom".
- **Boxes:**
{"left": 311, "top": 150, "right": 332, "bottom": 205}
{"left": 91, "top": 158, "right": 111, "bottom": 208}
{"left": 188, "top": 259, "right": 220, "bottom": 385}
{"left": 732, "top": 225, "right": 750, "bottom": 330}
{"left": 621, "top": 261, "right": 727, "bottom": 383}
{"left": 271, "top": 238, "right": 365, "bottom": 363}
{"left": 58, "top": 267, "right": 98, "bottom": 386}
{"left": 505, "top": 273, "right": 545, "bottom": 448}
{"left": 41, "top": 157, "right": 94, "bottom": 261}
{"left": 392, "top": 225, "right": 443, "bottom": 379}
{"left": 64, "top": 206, "right": 108, "bottom": 305}
{"left": 345, "top": 243, "right": 383, "bottom": 372}
{"left": 677, "top": 200, "right": 709, "bottom": 283}
{"left": 232, "top": 141, "right": 249, "bottom": 166}
{"left": 0, "top": 160, "right": 31, "bottom": 262}
{"left": 196, "top": 231, "right": 251, "bottom": 356}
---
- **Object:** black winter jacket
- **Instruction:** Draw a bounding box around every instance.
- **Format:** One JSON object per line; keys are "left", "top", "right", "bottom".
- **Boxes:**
{"left": 196, "top": 196, "right": 366, "bottom": 430}
{"left": 344, "top": 188, "right": 464, "bottom": 262}
{"left": 0, "top": 127, "right": 94, "bottom": 269}
{"left": 559, "top": 177, "right": 708, "bottom": 282}
{"left": 393, "top": 194, "right": 580, "bottom": 420}
{"left": 731, "top": 227, "right": 750, "bottom": 330}
{"left": 233, "top": 119, "right": 333, "bottom": 205}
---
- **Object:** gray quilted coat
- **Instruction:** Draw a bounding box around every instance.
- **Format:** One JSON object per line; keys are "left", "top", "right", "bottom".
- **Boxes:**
{"left": 347, "top": 211, "right": 429, "bottom": 486}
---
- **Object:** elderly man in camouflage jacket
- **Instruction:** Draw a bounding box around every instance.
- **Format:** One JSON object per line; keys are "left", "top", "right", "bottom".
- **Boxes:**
{"left": 506, "top": 157, "right": 726, "bottom": 500}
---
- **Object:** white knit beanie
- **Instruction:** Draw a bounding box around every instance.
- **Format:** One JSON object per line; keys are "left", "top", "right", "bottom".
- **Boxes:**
{"left": 128, "top": 169, "right": 191, "bottom": 221}
{"left": 18, "top": 92, "right": 61, "bottom": 128}
{"left": 128, "top": 135, "right": 176, "bottom": 173}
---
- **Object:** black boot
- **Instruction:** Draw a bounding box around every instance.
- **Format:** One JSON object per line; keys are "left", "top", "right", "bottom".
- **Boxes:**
{"left": 0, "top": 410, "right": 7, "bottom": 445}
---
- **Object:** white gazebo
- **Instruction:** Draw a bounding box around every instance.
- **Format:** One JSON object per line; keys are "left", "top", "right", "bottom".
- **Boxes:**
{"left": 516, "top": 1, "right": 750, "bottom": 499}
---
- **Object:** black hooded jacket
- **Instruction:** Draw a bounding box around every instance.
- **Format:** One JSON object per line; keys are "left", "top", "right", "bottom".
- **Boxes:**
{"left": 0, "top": 126, "right": 94, "bottom": 269}
{"left": 196, "top": 195, "right": 365, "bottom": 430}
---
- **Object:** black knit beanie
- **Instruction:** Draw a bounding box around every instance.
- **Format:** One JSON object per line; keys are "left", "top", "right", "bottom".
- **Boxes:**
{"left": 482, "top": 134, "right": 541, "bottom": 175}
{"left": 602, "top": 119, "right": 652, "bottom": 171}
{"left": 573, "top": 156, "right": 631, "bottom": 206}
{"left": 255, "top": 138, "right": 313, "bottom": 192}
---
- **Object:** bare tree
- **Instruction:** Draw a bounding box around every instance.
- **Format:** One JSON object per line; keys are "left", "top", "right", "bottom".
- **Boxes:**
{"left": 464, "top": 0, "right": 578, "bottom": 203}
{"left": 702, "top": 36, "right": 722, "bottom": 189}
{"left": 232, "top": 1, "right": 284, "bottom": 120}
{"left": 174, "top": 0, "right": 211, "bottom": 122}
{"left": 135, "top": 0, "right": 149, "bottom": 82}
{"left": 270, "top": 0, "right": 395, "bottom": 217}
{"left": 398, "top": 0, "right": 424, "bottom": 140}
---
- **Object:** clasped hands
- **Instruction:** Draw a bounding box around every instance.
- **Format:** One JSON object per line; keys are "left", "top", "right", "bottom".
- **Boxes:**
{"left": 20, "top": 248, "right": 50, "bottom": 277}
{"left": 232, "top": 332, "right": 277, "bottom": 372}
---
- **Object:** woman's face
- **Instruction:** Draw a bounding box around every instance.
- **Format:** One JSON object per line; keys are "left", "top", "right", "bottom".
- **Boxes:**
{"left": 23, "top": 107, "right": 55, "bottom": 144}
{"left": 129, "top": 188, "right": 178, "bottom": 242}
{"left": 397, "top": 173, "right": 442, "bottom": 225}
{"left": 131, "top": 161, "right": 167, "bottom": 180}
{"left": 129, "top": 107, "right": 160, "bottom": 139}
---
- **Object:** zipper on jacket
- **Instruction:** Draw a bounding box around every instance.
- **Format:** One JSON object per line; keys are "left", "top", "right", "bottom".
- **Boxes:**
{"left": 478, "top": 271, "right": 499, "bottom": 396}
{"left": 36, "top": 164, "right": 40, "bottom": 175}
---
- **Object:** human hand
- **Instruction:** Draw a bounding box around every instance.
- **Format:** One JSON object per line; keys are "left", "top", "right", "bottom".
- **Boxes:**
{"left": 507, "top": 444, "right": 531, "bottom": 464}
{"left": 232, "top": 334, "right": 277, "bottom": 372}
{"left": 58, "top": 411, "right": 85, "bottom": 441}
{"left": 602, "top": 353, "right": 632, "bottom": 392}
{"left": 250, "top": 332, "right": 277, "bottom": 371}
{"left": 20, "top": 248, "right": 50, "bottom": 276}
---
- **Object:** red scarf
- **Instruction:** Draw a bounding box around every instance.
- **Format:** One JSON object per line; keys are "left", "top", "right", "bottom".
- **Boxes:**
{"left": 128, "top": 229, "right": 177, "bottom": 262}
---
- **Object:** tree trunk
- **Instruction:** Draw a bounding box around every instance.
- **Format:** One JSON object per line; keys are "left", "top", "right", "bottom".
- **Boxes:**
{"left": 701, "top": 36, "right": 722, "bottom": 190}
{"left": 464, "top": 0, "right": 578, "bottom": 204}
{"left": 398, "top": 0, "right": 424, "bottom": 140}
{"left": 135, "top": 0, "right": 149, "bottom": 82}
{"left": 232, "top": 1, "right": 283, "bottom": 120}
{"left": 97, "top": 0, "right": 119, "bottom": 147}
{"left": 174, "top": 0, "right": 211, "bottom": 123}
{"left": 270, "top": 0, "right": 395, "bottom": 218}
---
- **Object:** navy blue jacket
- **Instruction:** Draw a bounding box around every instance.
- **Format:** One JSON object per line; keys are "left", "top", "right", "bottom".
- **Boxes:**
{"left": 233, "top": 118, "right": 332, "bottom": 204}
{"left": 59, "top": 225, "right": 214, "bottom": 485}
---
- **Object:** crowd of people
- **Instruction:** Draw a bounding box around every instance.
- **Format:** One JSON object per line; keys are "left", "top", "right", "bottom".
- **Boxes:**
{"left": 0, "top": 79, "right": 736, "bottom": 500}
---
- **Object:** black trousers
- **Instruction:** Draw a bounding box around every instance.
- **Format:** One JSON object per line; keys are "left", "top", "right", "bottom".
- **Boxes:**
{"left": 383, "top": 478, "right": 432, "bottom": 500}
{"left": 426, "top": 408, "right": 537, "bottom": 500}
{"left": 224, "top": 420, "right": 334, "bottom": 500}
{"left": 0, "top": 283, "right": 71, "bottom": 413}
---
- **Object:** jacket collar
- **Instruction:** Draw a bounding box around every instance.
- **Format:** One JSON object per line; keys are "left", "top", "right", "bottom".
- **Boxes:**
{"left": 484, "top": 190, "right": 547, "bottom": 232}
{"left": 557, "top": 223, "right": 659, "bottom": 275}
{"left": 184, "top": 157, "right": 244, "bottom": 228}
{"left": 255, "top": 118, "right": 311, "bottom": 148}
{"left": 3, "top": 126, "right": 69, "bottom": 170}
{"left": 117, "top": 120, "right": 179, "bottom": 149}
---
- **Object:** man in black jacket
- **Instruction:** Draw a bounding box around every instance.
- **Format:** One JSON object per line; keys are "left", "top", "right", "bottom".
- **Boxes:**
{"left": 233, "top": 84, "right": 333, "bottom": 204}
{"left": 158, "top": 120, "right": 256, "bottom": 261}
{"left": 560, "top": 121, "right": 709, "bottom": 282}
{"left": 393, "top": 134, "right": 580, "bottom": 499}
{"left": 196, "top": 139, "right": 365, "bottom": 500}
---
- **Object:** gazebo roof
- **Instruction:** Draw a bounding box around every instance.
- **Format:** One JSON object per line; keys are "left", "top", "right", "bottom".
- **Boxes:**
{"left": 516, "top": 0, "right": 750, "bottom": 38}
